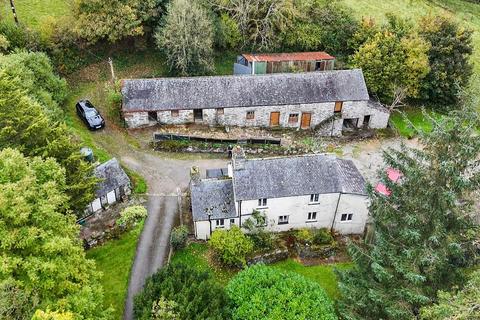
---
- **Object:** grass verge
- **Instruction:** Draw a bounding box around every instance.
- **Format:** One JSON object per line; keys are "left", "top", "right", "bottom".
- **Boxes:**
{"left": 390, "top": 108, "right": 442, "bottom": 137}
{"left": 123, "top": 166, "right": 148, "bottom": 194}
{"left": 86, "top": 221, "right": 144, "bottom": 320}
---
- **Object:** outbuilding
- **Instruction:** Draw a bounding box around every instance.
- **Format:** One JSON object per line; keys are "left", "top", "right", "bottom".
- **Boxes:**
{"left": 86, "top": 158, "right": 131, "bottom": 213}
{"left": 121, "top": 69, "right": 390, "bottom": 135}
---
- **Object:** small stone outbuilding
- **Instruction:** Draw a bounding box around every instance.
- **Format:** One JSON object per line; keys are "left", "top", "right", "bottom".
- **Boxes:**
{"left": 121, "top": 69, "right": 390, "bottom": 136}
{"left": 86, "top": 158, "right": 131, "bottom": 214}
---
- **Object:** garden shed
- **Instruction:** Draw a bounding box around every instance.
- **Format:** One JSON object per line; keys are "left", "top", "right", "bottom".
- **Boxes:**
{"left": 86, "top": 158, "right": 131, "bottom": 213}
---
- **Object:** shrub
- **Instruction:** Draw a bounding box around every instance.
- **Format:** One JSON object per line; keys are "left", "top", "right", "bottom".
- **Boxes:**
{"left": 117, "top": 205, "right": 147, "bottom": 228}
{"left": 170, "top": 225, "right": 189, "bottom": 250}
{"left": 134, "top": 263, "right": 231, "bottom": 320}
{"left": 312, "top": 228, "right": 334, "bottom": 245}
{"left": 226, "top": 264, "right": 337, "bottom": 320}
{"left": 151, "top": 297, "right": 179, "bottom": 320}
{"left": 209, "top": 225, "right": 253, "bottom": 267}
{"left": 243, "top": 210, "right": 276, "bottom": 251}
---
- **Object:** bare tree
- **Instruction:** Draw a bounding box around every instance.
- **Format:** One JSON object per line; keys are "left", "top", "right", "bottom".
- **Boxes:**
{"left": 210, "top": 0, "right": 297, "bottom": 50}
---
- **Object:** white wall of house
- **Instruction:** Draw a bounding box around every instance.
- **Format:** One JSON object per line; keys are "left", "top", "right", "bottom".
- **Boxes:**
{"left": 85, "top": 185, "right": 132, "bottom": 215}
{"left": 194, "top": 192, "right": 368, "bottom": 238}
{"left": 123, "top": 100, "right": 389, "bottom": 136}
{"left": 195, "top": 217, "right": 239, "bottom": 240}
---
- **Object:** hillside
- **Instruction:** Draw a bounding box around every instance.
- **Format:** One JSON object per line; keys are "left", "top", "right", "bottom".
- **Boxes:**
{"left": 343, "top": 0, "right": 480, "bottom": 73}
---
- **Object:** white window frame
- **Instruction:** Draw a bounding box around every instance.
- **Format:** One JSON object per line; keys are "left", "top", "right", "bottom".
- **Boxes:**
{"left": 310, "top": 193, "right": 320, "bottom": 203}
{"left": 257, "top": 198, "right": 268, "bottom": 208}
{"left": 216, "top": 219, "right": 225, "bottom": 228}
{"left": 278, "top": 215, "right": 289, "bottom": 225}
{"left": 230, "top": 218, "right": 235, "bottom": 225}
{"left": 340, "top": 213, "right": 353, "bottom": 222}
{"left": 307, "top": 212, "right": 317, "bottom": 222}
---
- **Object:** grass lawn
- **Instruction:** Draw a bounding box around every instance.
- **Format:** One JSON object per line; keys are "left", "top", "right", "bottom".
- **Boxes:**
{"left": 273, "top": 259, "right": 352, "bottom": 300}
{"left": 86, "top": 221, "right": 144, "bottom": 320}
{"left": 0, "top": 0, "right": 70, "bottom": 29}
{"left": 171, "top": 243, "right": 350, "bottom": 301}
{"left": 390, "top": 108, "right": 443, "bottom": 137}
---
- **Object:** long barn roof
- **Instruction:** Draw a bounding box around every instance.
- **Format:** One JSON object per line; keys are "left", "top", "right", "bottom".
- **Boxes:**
{"left": 121, "top": 69, "right": 369, "bottom": 112}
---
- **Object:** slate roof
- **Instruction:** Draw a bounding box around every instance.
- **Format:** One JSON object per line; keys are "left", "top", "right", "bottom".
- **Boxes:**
{"left": 242, "top": 52, "right": 335, "bottom": 62}
{"left": 94, "top": 158, "right": 130, "bottom": 198}
{"left": 190, "top": 179, "right": 237, "bottom": 221}
{"left": 121, "top": 69, "right": 369, "bottom": 112}
{"left": 232, "top": 154, "right": 366, "bottom": 201}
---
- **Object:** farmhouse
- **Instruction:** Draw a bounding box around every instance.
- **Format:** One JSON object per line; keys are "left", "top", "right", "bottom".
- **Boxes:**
{"left": 190, "top": 147, "right": 369, "bottom": 240}
{"left": 86, "top": 158, "right": 131, "bottom": 214}
{"left": 121, "top": 69, "right": 390, "bottom": 135}
{"left": 234, "top": 51, "right": 335, "bottom": 75}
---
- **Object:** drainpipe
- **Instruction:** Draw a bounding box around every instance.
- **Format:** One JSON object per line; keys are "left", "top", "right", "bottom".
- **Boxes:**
{"left": 238, "top": 201, "right": 242, "bottom": 227}
{"left": 251, "top": 61, "right": 255, "bottom": 75}
{"left": 330, "top": 193, "right": 342, "bottom": 232}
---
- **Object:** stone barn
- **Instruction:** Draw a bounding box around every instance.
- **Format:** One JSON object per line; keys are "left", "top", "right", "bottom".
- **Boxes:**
{"left": 86, "top": 158, "right": 131, "bottom": 214}
{"left": 121, "top": 69, "right": 390, "bottom": 136}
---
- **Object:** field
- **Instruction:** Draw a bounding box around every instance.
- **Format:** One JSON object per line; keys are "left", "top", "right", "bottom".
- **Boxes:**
{"left": 0, "top": 0, "right": 70, "bottom": 28}
{"left": 86, "top": 221, "right": 144, "bottom": 320}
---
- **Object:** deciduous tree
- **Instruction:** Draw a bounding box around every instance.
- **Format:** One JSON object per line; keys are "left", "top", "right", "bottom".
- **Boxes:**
{"left": 337, "top": 103, "right": 480, "bottom": 319}
{"left": 209, "top": 225, "right": 253, "bottom": 267}
{"left": 155, "top": 0, "right": 215, "bottom": 76}
{"left": 419, "top": 15, "right": 473, "bottom": 108}
{"left": 73, "top": 0, "right": 162, "bottom": 43}
{"left": 0, "top": 148, "right": 109, "bottom": 319}
{"left": 226, "top": 264, "right": 337, "bottom": 320}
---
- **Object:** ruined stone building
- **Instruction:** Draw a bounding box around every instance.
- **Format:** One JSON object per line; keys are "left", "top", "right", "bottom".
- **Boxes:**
{"left": 121, "top": 69, "right": 390, "bottom": 136}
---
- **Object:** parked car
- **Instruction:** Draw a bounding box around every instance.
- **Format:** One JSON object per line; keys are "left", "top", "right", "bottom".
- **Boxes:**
{"left": 76, "top": 100, "right": 105, "bottom": 130}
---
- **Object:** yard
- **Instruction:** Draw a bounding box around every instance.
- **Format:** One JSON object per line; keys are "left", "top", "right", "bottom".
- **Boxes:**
{"left": 171, "top": 242, "right": 351, "bottom": 301}
{"left": 86, "top": 221, "right": 144, "bottom": 320}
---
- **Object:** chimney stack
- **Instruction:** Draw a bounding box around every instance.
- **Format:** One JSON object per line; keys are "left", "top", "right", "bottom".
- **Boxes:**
{"left": 232, "top": 146, "right": 246, "bottom": 170}
{"left": 190, "top": 166, "right": 201, "bottom": 183}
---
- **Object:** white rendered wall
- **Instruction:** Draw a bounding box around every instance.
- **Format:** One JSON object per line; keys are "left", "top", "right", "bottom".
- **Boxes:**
{"left": 331, "top": 194, "right": 369, "bottom": 234}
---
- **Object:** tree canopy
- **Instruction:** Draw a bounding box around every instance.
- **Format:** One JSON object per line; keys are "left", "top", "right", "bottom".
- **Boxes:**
{"left": 0, "top": 57, "right": 96, "bottom": 214}
{"left": 73, "top": 0, "right": 162, "bottom": 43}
{"left": 0, "top": 148, "right": 109, "bottom": 319}
{"left": 155, "top": 0, "right": 215, "bottom": 76}
{"left": 418, "top": 15, "right": 473, "bottom": 107}
{"left": 337, "top": 102, "right": 480, "bottom": 319}
{"left": 133, "top": 263, "right": 231, "bottom": 320}
{"left": 226, "top": 264, "right": 337, "bottom": 320}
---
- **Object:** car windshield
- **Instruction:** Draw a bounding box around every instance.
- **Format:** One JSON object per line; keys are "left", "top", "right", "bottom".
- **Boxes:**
{"left": 85, "top": 109, "right": 98, "bottom": 117}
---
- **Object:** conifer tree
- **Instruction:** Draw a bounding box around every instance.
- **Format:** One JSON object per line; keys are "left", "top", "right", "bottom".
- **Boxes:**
{"left": 337, "top": 102, "right": 480, "bottom": 319}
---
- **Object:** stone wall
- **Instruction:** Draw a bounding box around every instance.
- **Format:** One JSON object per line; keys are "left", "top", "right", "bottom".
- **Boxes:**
{"left": 123, "top": 100, "right": 390, "bottom": 136}
{"left": 247, "top": 249, "right": 289, "bottom": 266}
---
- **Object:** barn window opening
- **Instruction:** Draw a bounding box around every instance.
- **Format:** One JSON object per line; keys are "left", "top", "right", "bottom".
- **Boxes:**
{"left": 288, "top": 113, "right": 299, "bottom": 123}
{"left": 246, "top": 111, "right": 255, "bottom": 119}
{"left": 216, "top": 108, "right": 224, "bottom": 115}
{"left": 171, "top": 110, "right": 179, "bottom": 117}
{"left": 148, "top": 111, "right": 158, "bottom": 121}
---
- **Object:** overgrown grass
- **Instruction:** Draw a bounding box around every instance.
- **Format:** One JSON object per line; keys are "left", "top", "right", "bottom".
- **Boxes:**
{"left": 170, "top": 242, "right": 236, "bottom": 286}
{"left": 123, "top": 166, "right": 148, "bottom": 194}
{"left": 273, "top": 259, "right": 352, "bottom": 300}
{"left": 390, "top": 108, "right": 443, "bottom": 137}
{"left": 86, "top": 221, "right": 144, "bottom": 320}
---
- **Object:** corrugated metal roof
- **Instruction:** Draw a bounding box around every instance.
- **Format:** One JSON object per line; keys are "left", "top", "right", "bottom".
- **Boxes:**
{"left": 121, "top": 70, "right": 370, "bottom": 112}
{"left": 242, "top": 52, "right": 335, "bottom": 62}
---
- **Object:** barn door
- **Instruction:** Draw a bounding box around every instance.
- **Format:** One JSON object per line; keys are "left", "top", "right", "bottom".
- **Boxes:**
{"left": 301, "top": 113, "right": 311, "bottom": 129}
{"left": 270, "top": 112, "right": 280, "bottom": 127}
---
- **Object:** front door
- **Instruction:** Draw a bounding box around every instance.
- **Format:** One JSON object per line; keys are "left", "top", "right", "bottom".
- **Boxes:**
{"left": 270, "top": 112, "right": 280, "bottom": 127}
{"left": 194, "top": 109, "right": 203, "bottom": 122}
{"left": 301, "top": 113, "right": 311, "bottom": 129}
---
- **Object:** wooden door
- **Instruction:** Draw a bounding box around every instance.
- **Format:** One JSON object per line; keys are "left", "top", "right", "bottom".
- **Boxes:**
{"left": 270, "top": 112, "right": 280, "bottom": 127}
{"left": 301, "top": 113, "right": 311, "bottom": 129}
